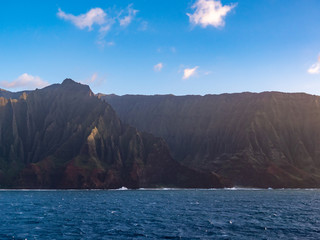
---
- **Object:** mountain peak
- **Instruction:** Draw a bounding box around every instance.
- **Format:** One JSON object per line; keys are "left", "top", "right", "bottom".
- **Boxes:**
{"left": 62, "top": 78, "right": 77, "bottom": 85}
{"left": 59, "top": 78, "right": 93, "bottom": 96}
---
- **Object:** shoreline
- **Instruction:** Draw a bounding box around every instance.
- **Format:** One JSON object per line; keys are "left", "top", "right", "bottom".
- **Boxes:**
{"left": 0, "top": 187, "right": 320, "bottom": 191}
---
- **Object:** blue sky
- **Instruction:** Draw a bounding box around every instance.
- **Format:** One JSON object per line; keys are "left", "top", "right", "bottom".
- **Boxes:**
{"left": 0, "top": 0, "right": 320, "bottom": 95}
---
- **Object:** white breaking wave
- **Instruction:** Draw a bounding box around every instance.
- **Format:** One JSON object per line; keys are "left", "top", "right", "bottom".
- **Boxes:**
{"left": 223, "top": 187, "right": 263, "bottom": 191}
{"left": 116, "top": 186, "right": 128, "bottom": 190}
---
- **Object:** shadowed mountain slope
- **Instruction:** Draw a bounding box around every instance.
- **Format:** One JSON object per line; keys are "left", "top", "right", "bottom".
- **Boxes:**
{"left": 0, "top": 79, "right": 222, "bottom": 189}
{"left": 0, "top": 89, "right": 30, "bottom": 99}
{"left": 103, "top": 92, "right": 320, "bottom": 188}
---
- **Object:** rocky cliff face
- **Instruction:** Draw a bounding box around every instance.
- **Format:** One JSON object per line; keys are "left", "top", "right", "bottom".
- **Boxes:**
{"left": 0, "top": 79, "right": 222, "bottom": 189}
{"left": 104, "top": 92, "right": 320, "bottom": 188}
{"left": 0, "top": 89, "right": 30, "bottom": 99}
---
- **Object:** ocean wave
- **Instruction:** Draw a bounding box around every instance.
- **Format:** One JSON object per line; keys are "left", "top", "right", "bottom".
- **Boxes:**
{"left": 114, "top": 186, "right": 129, "bottom": 190}
{"left": 223, "top": 187, "right": 264, "bottom": 191}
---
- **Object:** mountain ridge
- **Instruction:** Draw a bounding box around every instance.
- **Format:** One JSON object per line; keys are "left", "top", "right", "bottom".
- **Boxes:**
{"left": 104, "top": 92, "right": 320, "bottom": 188}
{"left": 3, "top": 82, "right": 320, "bottom": 188}
{"left": 0, "top": 79, "right": 222, "bottom": 189}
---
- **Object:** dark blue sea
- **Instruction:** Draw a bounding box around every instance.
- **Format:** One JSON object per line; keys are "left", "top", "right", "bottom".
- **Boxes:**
{"left": 0, "top": 189, "right": 320, "bottom": 239}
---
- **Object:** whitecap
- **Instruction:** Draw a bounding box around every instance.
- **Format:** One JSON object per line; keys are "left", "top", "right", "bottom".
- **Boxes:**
{"left": 224, "top": 187, "right": 262, "bottom": 190}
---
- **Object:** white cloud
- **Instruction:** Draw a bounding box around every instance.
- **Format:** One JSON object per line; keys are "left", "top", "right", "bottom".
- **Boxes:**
{"left": 308, "top": 55, "right": 320, "bottom": 75}
{"left": 308, "top": 62, "right": 320, "bottom": 74}
{"left": 57, "top": 8, "right": 107, "bottom": 31}
{"left": 0, "top": 73, "right": 49, "bottom": 90}
{"left": 154, "top": 63, "right": 163, "bottom": 72}
{"left": 57, "top": 5, "right": 140, "bottom": 47}
{"left": 187, "top": 0, "right": 236, "bottom": 28}
{"left": 183, "top": 66, "right": 199, "bottom": 79}
{"left": 119, "top": 4, "right": 138, "bottom": 27}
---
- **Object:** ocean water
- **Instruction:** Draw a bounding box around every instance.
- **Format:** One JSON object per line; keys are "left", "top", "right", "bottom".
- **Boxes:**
{"left": 0, "top": 189, "right": 320, "bottom": 239}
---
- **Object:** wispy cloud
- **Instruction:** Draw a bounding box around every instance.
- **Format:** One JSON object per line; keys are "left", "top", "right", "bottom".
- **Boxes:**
{"left": 183, "top": 66, "right": 199, "bottom": 79}
{"left": 99, "top": 23, "right": 112, "bottom": 33}
{"left": 308, "top": 55, "right": 320, "bottom": 74}
{"left": 154, "top": 63, "right": 163, "bottom": 72}
{"left": 106, "top": 41, "right": 115, "bottom": 46}
{"left": 89, "top": 73, "right": 98, "bottom": 83}
{"left": 81, "top": 73, "right": 105, "bottom": 87}
{"left": 57, "top": 8, "right": 107, "bottom": 31}
{"left": 308, "top": 63, "right": 320, "bottom": 74}
{"left": 97, "top": 22, "right": 114, "bottom": 47}
{"left": 139, "top": 21, "right": 148, "bottom": 31}
{"left": 0, "top": 73, "right": 49, "bottom": 90}
{"left": 187, "top": 0, "right": 236, "bottom": 28}
{"left": 58, "top": 4, "right": 139, "bottom": 47}
{"left": 156, "top": 46, "right": 177, "bottom": 54}
{"left": 119, "top": 4, "right": 138, "bottom": 27}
